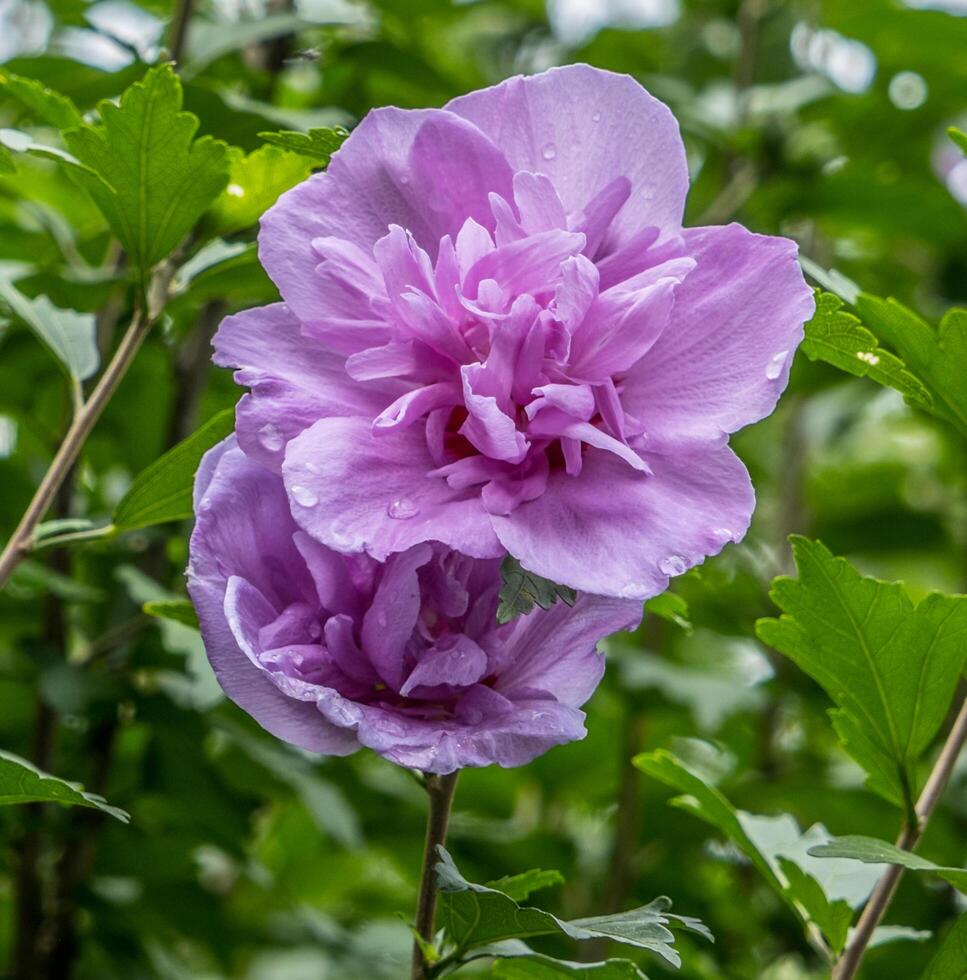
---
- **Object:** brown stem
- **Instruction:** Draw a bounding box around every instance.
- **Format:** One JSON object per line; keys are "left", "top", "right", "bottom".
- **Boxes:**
{"left": 411, "top": 771, "right": 460, "bottom": 980}
{"left": 833, "top": 696, "right": 967, "bottom": 980}
{"left": 167, "top": 0, "right": 196, "bottom": 65}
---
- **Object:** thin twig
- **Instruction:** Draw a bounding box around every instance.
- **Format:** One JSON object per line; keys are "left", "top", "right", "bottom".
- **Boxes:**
{"left": 0, "top": 263, "right": 175, "bottom": 592}
{"left": 167, "top": 0, "right": 196, "bottom": 66}
{"left": 411, "top": 771, "right": 460, "bottom": 980}
{"left": 833, "top": 696, "right": 967, "bottom": 980}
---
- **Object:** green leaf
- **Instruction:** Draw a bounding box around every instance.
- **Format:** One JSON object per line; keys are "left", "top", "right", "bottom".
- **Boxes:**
{"left": 258, "top": 126, "right": 348, "bottom": 164}
{"left": 172, "top": 239, "right": 253, "bottom": 294}
{"left": 490, "top": 950, "right": 648, "bottom": 978}
{"left": 0, "top": 143, "right": 14, "bottom": 173}
{"left": 63, "top": 64, "right": 230, "bottom": 272}
{"left": 643, "top": 591, "right": 692, "bottom": 632}
{"left": 205, "top": 144, "right": 311, "bottom": 236}
{"left": 0, "top": 749, "right": 128, "bottom": 821}
{"left": 113, "top": 408, "right": 234, "bottom": 531}
{"left": 802, "top": 291, "right": 932, "bottom": 408}
{"left": 756, "top": 537, "right": 967, "bottom": 812}
{"left": 0, "top": 276, "right": 98, "bottom": 382}
{"left": 143, "top": 599, "right": 199, "bottom": 630}
{"left": 855, "top": 294, "right": 967, "bottom": 437}
{"left": 634, "top": 749, "right": 884, "bottom": 954}
{"left": 435, "top": 847, "right": 706, "bottom": 968}
{"left": 486, "top": 869, "right": 565, "bottom": 903}
{"left": 920, "top": 913, "right": 967, "bottom": 979}
{"left": 949, "top": 127, "right": 967, "bottom": 154}
{"left": 8, "top": 559, "right": 105, "bottom": 603}
{"left": 0, "top": 70, "right": 83, "bottom": 129}
{"left": 776, "top": 859, "right": 852, "bottom": 955}
{"left": 498, "top": 556, "right": 577, "bottom": 624}
{"left": 809, "top": 836, "right": 967, "bottom": 893}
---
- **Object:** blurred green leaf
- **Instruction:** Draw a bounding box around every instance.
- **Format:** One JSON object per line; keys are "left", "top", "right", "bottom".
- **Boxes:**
{"left": 0, "top": 70, "right": 82, "bottom": 129}
{"left": 486, "top": 869, "right": 565, "bottom": 903}
{"left": 0, "top": 749, "right": 128, "bottom": 821}
{"left": 920, "top": 913, "right": 967, "bottom": 979}
{"left": 436, "top": 847, "right": 707, "bottom": 967}
{"left": 802, "top": 291, "right": 932, "bottom": 409}
{"left": 949, "top": 128, "right": 967, "bottom": 154}
{"left": 143, "top": 599, "right": 199, "bottom": 629}
{"left": 0, "top": 276, "right": 98, "bottom": 382}
{"left": 498, "top": 557, "right": 576, "bottom": 624}
{"left": 258, "top": 126, "right": 349, "bottom": 164}
{"left": 810, "top": 836, "right": 967, "bottom": 893}
{"left": 756, "top": 537, "right": 967, "bottom": 812}
{"left": 856, "top": 295, "right": 967, "bottom": 437}
{"left": 643, "top": 591, "right": 692, "bottom": 633}
{"left": 205, "top": 144, "right": 311, "bottom": 236}
{"left": 112, "top": 408, "right": 234, "bottom": 531}
{"left": 62, "top": 64, "right": 230, "bottom": 272}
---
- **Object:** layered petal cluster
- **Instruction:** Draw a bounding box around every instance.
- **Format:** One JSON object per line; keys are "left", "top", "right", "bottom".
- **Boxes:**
{"left": 188, "top": 440, "right": 640, "bottom": 773}
{"left": 216, "top": 64, "right": 814, "bottom": 599}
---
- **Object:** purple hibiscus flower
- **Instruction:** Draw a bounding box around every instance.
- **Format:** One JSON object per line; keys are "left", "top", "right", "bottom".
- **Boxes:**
{"left": 214, "top": 64, "right": 814, "bottom": 599}
{"left": 187, "top": 439, "right": 641, "bottom": 772}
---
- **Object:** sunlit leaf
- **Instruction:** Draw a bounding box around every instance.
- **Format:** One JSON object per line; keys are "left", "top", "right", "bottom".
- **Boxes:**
{"left": 62, "top": 64, "right": 230, "bottom": 272}
{"left": 0, "top": 69, "right": 83, "bottom": 129}
{"left": 920, "top": 913, "right": 967, "bottom": 979}
{"left": 756, "top": 537, "right": 967, "bottom": 812}
{"left": 143, "top": 598, "right": 199, "bottom": 629}
{"left": 258, "top": 125, "right": 348, "bottom": 164}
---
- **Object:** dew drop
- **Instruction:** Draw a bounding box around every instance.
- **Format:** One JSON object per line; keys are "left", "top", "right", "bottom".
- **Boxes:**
{"left": 387, "top": 498, "right": 419, "bottom": 520}
{"left": 258, "top": 422, "right": 284, "bottom": 452}
{"left": 291, "top": 484, "right": 318, "bottom": 507}
{"left": 591, "top": 111, "right": 601, "bottom": 122}
{"left": 541, "top": 142, "right": 557, "bottom": 161}
{"left": 765, "top": 350, "right": 789, "bottom": 380}
{"left": 658, "top": 554, "right": 687, "bottom": 576}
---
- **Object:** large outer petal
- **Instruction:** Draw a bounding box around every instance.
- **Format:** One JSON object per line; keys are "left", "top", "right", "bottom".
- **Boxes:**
{"left": 491, "top": 446, "right": 755, "bottom": 599}
{"left": 497, "top": 594, "right": 642, "bottom": 706}
{"left": 621, "top": 224, "right": 815, "bottom": 449}
{"left": 446, "top": 64, "right": 688, "bottom": 244}
{"left": 258, "top": 108, "right": 514, "bottom": 323}
{"left": 187, "top": 441, "right": 357, "bottom": 754}
{"left": 315, "top": 688, "right": 586, "bottom": 774}
{"left": 213, "top": 303, "right": 402, "bottom": 470}
{"left": 282, "top": 416, "right": 504, "bottom": 560}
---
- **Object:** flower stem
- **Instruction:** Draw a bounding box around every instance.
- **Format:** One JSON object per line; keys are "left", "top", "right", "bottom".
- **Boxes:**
{"left": 833, "top": 695, "right": 967, "bottom": 980}
{"left": 411, "top": 770, "right": 459, "bottom": 980}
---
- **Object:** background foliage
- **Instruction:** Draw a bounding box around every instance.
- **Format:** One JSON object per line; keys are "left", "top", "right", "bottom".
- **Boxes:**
{"left": 0, "top": 0, "right": 965, "bottom": 977}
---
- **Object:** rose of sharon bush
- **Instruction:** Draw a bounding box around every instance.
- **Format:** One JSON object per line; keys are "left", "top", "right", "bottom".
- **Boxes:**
{"left": 215, "top": 64, "right": 814, "bottom": 599}
{"left": 187, "top": 439, "right": 641, "bottom": 772}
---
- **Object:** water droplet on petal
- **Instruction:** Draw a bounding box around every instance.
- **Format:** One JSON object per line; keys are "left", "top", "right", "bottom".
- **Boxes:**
{"left": 258, "top": 422, "right": 284, "bottom": 452}
{"left": 765, "top": 350, "right": 789, "bottom": 380}
{"left": 542, "top": 142, "right": 557, "bottom": 161}
{"left": 658, "top": 554, "right": 687, "bottom": 576}
{"left": 387, "top": 498, "right": 419, "bottom": 520}
{"left": 291, "top": 485, "right": 318, "bottom": 507}
{"left": 592, "top": 111, "right": 601, "bottom": 122}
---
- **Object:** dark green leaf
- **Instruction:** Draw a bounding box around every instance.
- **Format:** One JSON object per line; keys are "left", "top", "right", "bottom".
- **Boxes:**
{"left": 776, "top": 859, "right": 852, "bottom": 955}
{"left": 920, "top": 913, "right": 967, "bottom": 979}
{"left": 809, "top": 836, "right": 967, "bottom": 893}
{"left": 802, "top": 290, "right": 932, "bottom": 408}
{"left": 113, "top": 408, "right": 234, "bottom": 530}
{"left": 756, "top": 537, "right": 967, "bottom": 811}
{"left": 63, "top": 64, "right": 230, "bottom": 271}
{"left": 498, "top": 557, "right": 577, "bottom": 624}
{"left": 0, "top": 749, "right": 128, "bottom": 821}
{"left": 258, "top": 126, "right": 349, "bottom": 164}
{"left": 435, "top": 847, "right": 706, "bottom": 967}
{"left": 491, "top": 950, "right": 649, "bottom": 978}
